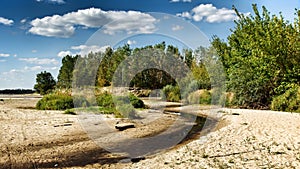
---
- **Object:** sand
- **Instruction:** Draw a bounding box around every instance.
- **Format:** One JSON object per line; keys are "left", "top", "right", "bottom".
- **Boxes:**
{"left": 1, "top": 97, "right": 300, "bottom": 168}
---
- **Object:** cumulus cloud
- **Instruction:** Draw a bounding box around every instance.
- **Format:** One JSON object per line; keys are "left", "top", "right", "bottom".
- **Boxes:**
{"left": 0, "top": 53, "right": 10, "bottom": 57}
{"left": 57, "top": 50, "right": 73, "bottom": 57}
{"left": 58, "top": 44, "right": 111, "bottom": 57}
{"left": 0, "top": 17, "right": 13, "bottom": 26}
{"left": 177, "top": 4, "right": 243, "bottom": 23}
{"left": 19, "top": 57, "right": 59, "bottom": 65}
{"left": 71, "top": 45, "right": 110, "bottom": 56}
{"left": 29, "top": 8, "right": 157, "bottom": 38}
{"left": 176, "top": 12, "right": 192, "bottom": 19}
{"left": 172, "top": 25, "right": 184, "bottom": 31}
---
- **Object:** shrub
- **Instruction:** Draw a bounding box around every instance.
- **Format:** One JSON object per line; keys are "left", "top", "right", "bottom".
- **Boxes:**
{"left": 128, "top": 93, "right": 145, "bottom": 108}
{"left": 96, "top": 92, "right": 114, "bottom": 108}
{"left": 73, "top": 95, "right": 90, "bottom": 107}
{"left": 95, "top": 92, "right": 145, "bottom": 117}
{"left": 36, "top": 93, "right": 74, "bottom": 110}
{"left": 116, "top": 104, "right": 138, "bottom": 118}
{"left": 199, "top": 90, "right": 212, "bottom": 105}
{"left": 271, "top": 85, "right": 300, "bottom": 112}
{"left": 187, "top": 90, "right": 212, "bottom": 105}
{"left": 96, "top": 92, "right": 145, "bottom": 108}
{"left": 162, "top": 85, "right": 181, "bottom": 102}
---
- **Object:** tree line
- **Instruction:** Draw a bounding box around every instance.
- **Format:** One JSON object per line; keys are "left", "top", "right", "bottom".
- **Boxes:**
{"left": 34, "top": 5, "right": 300, "bottom": 111}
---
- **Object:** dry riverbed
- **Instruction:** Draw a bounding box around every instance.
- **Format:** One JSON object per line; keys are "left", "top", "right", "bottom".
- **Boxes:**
{"left": 1, "top": 97, "right": 300, "bottom": 168}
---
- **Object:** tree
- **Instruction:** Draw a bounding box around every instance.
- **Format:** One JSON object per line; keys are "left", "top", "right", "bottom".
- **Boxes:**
{"left": 212, "top": 5, "right": 300, "bottom": 108}
{"left": 57, "top": 55, "right": 78, "bottom": 88}
{"left": 34, "top": 71, "right": 56, "bottom": 95}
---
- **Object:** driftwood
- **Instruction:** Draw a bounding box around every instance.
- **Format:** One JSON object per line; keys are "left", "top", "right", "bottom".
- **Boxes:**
{"left": 115, "top": 122, "right": 135, "bottom": 131}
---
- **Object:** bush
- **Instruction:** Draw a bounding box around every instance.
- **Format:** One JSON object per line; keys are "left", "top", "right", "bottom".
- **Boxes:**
{"left": 199, "top": 90, "right": 212, "bottom": 105}
{"left": 95, "top": 92, "right": 145, "bottom": 117}
{"left": 36, "top": 93, "right": 74, "bottom": 110}
{"left": 162, "top": 85, "right": 181, "bottom": 102}
{"left": 96, "top": 92, "right": 114, "bottom": 108}
{"left": 73, "top": 95, "right": 90, "bottom": 107}
{"left": 271, "top": 85, "right": 300, "bottom": 112}
{"left": 116, "top": 104, "right": 138, "bottom": 118}
{"left": 128, "top": 93, "right": 145, "bottom": 108}
{"left": 187, "top": 90, "right": 212, "bottom": 105}
{"left": 96, "top": 92, "right": 145, "bottom": 108}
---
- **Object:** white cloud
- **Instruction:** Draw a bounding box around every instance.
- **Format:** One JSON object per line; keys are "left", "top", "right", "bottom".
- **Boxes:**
{"left": 20, "top": 19, "right": 27, "bottom": 24}
{"left": 0, "top": 17, "right": 13, "bottom": 26}
{"left": 0, "top": 59, "right": 6, "bottom": 62}
{"left": 71, "top": 45, "right": 110, "bottom": 56}
{"left": 170, "top": 0, "right": 192, "bottom": 2}
{"left": 19, "top": 57, "right": 59, "bottom": 65}
{"left": 177, "top": 4, "right": 242, "bottom": 23}
{"left": 57, "top": 50, "right": 73, "bottom": 57}
{"left": 0, "top": 53, "right": 10, "bottom": 57}
{"left": 176, "top": 12, "right": 192, "bottom": 19}
{"left": 24, "top": 65, "right": 58, "bottom": 71}
{"left": 32, "top": 50, "right": 37, "bottom": 53}
{"left": 24, "top": 66, "right": 42, "bottom": 71}
{"left": 29, "top": 8, "right": 157, "bottom": 38}
{"left": 36, "top": 0, "right": 65, "bottom": 4}
{"left": 172, "top": 25, "right": 184, "bottom": 31}
{"left": 127, "top": 40, "right": 137, "bottom": 45}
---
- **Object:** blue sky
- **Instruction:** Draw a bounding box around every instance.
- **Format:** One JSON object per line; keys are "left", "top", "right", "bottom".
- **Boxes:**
{"left": 0, "top": 0, "right": 298, "bottom": 89}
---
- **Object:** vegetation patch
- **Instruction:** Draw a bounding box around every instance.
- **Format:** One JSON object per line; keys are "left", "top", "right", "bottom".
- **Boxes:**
{"left": 271, "top": 85, "right": 300, "bottom": 113}
{"left": 161, "top": 85, "right": 181, "bottom": 102}
{"left": 36, "top": 93, "right": 74, "bottom": 110}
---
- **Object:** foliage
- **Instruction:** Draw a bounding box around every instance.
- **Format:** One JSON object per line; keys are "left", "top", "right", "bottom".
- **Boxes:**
{"left": 187, "top": 90, "right": 212, "bottom": 105}
{"left": 116, "top": 104, "right": 137, "bottom": 118}
{"left": 212, "top": 5, "right": 300, "bottom": 108}
{"left": 57, "top": 55, "right": 78, "bottom": 88}
{"left": 64, "top": 109, "right": 77, "bottom": 115}
{"left": 97, "top": 46, "right": 129, "bottom": 87}
{"left": 128, "top": 93, "right": 145, "bottom": 108}
{"left": 34, "top": 71, "right": 56, "bottom": 95}
{"left": 36, "top": 93, "right": 74, "bottom": 110}
{"left": 96, "top": 92, "right": 115, "bottom": 108}
{"left": 73, "top": 52, "right": 102, "bottom": 87}
{"left": 95, "top": 92, "right": 145, "bottom": 117}
{"left": 73, "top": 95, "right": 90, "bottom": 107}
{"left": 162, "top": 85, "right": 181, "bottom": 102}
{"left": 271, "top": 85, "right": 300, "bottom": 112}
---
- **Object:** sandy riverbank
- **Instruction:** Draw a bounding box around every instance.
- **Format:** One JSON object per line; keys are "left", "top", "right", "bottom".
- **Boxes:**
{"left": 1, "top": 98, "right": 300, "bottom": 168}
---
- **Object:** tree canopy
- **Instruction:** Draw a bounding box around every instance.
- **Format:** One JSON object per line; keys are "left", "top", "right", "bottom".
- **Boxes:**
{"left": 34, "top": 71, "right": 56, "bottom": 95}
{"left": 212, "top": 4, "right": 300, "bottom": 108}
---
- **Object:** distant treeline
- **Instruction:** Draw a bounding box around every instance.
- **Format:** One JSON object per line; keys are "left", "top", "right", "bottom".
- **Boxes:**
{"left": 0, "top": 89, "right": 35, "bottom": 94}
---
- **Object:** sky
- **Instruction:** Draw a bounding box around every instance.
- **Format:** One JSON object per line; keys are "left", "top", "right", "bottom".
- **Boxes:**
{"left": 0, "top": 0, "right": 298, "bottom": 89}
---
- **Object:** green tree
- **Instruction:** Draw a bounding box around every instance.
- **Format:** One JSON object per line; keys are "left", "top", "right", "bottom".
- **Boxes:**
{"left": 34, "top": 71, "right": 56, "bottom": 95}
{"left": 212, "top": 5, "right": 300, "bottom": 108}
{"left": 57, "top": 55, "right": 78, "bottom": 88}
